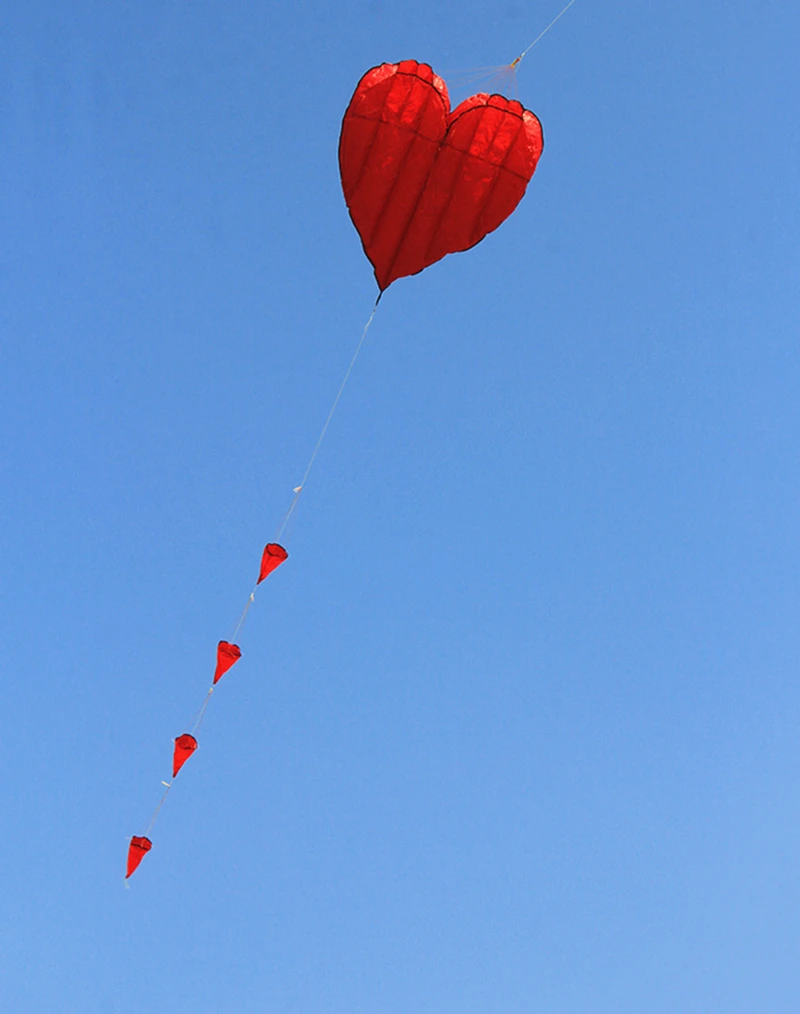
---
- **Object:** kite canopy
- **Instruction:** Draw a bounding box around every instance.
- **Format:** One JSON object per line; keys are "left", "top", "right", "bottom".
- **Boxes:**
{"left": 173, "top": 733, "right": 198, "bottom": 777}
{"left": 213, "top": 641, "right": 242, "bottom": 684}
{"left": 258, "top": 543, "right": 288, "bottom": 584}
{"left": 339, "top": 60, "right": 544, "bottom": 290}
{"left": 126, "top": 835, "right": 152, "bottom": 878}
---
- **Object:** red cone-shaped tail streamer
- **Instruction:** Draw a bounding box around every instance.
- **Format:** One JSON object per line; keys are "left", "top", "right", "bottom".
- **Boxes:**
{"left": 126, "top": 835, "right": 152, "bottom": 878}
{"left": 214, "top": 640, "right": 242, "bottom": 684}
{"left": 172, "top": 733, "right": 198, "bottom": 777}
{"left": 258, "top": 543, "right": 288, "bottom": 584}
{"left": 339, "top": 60, "right": 543, "bottom": 290}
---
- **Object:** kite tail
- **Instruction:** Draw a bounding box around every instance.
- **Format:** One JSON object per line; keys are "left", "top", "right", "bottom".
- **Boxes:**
{"left": 127, "top": 293, "right": 383, "bottom": 878}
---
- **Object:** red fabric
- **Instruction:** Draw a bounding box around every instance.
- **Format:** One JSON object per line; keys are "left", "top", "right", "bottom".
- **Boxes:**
{"left": 126, "top": 835, "right": 152, "bottom": 878}
{"left": 257, "top": 542, "right": 288, "bottom": 584}
{"left": 339, "top": 60, "right": 544, "bottom": 290}
{"left": 213, "top": 640, "right": 242, "bottom": 684}
{"left": 172, "top": 733, "right": 198, "bottom": 777}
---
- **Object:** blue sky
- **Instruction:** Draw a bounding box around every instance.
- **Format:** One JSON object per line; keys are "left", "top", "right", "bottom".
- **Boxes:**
{"left": 1, "top": 1, "right": 799, "bottom": 1011}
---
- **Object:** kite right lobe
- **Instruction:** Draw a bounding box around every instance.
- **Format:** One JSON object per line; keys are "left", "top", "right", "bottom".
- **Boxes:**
{"left": 126, "top": 835, "right": 152, "bottom": 878}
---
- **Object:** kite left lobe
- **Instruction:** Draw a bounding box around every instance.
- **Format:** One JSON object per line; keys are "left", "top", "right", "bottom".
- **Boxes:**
{"left": 126, "top": 835, "right": 152, "bottom": 878}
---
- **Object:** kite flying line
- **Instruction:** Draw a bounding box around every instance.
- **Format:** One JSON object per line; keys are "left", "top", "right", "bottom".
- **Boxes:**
{"left": 127, "top": 0, "right": 581, "bottom": 881}
{"left": 276, "top": 292, "right": 383, "bottom": 542}
{"left": 440, "top": 0, "right": 581, "bottom": 105}
{"left": 512, "top": 0, "right": 581, "bottom": 69}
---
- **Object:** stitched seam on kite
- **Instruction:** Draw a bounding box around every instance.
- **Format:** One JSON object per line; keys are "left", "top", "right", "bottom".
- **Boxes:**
{"left": 339, "top": 70, "right": 447, "bottom": 287}
{"left": 346, "top": 111, "right": 443, "bottom": 143}
{"left": 462, "top": 104, "right": 513, "bottom": 235}
{"left": 395, "top": 66, "right": 450, "bottom": 114}
{"left": 346, "top": 118, "right": 383, "bottom": 200}
{"left": 345, "top": 69, "right": 428, "bottom": 201}
{"left": 339, "top": 64, "right": 449, "bottom": 287}
{"left": 445, "top": 104, "right": 535, "bottom": 183}
{"left": 343, "top": 65, "right": 448, "bottom": 189}
{"left": 366, "top": 80, "right": 438, "bottom": 252}
{"left": 356, "top": 64, "right": 450, "bottom": 207}
{"left": 367, "top": 83, "right": 436, "bottom": 247}
{"left": 415, "top": 106, "right": 488, "bottom": 267}
{"left": 382, "top": 103, "right": 485, "bottom": 285}
{"left": 345, "top": 71, "right": 410, "bottom": 201}
{"left": 469, "top": 112, "right": 526, "bottom": 245}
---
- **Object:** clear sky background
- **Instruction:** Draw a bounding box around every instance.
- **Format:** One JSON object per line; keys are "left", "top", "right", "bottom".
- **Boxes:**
{"left": 1, "top": 1, "right": 799, "bottom": 1011}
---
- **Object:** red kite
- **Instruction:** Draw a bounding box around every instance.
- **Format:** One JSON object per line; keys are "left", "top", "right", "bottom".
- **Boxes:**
{"left": 258, "top": 543, "right": 288, "bottom": 584}
{"left": 173, "top": 734, "right": 198, "bottom": 777}
{"left": 339, "top": 60, "right": 543, "bottom": 290}
{"left": 126, "top": 835, "right": 152, "bottom": 878}
{"left": 214, "top": 641, "right": 242, "bottom": 684}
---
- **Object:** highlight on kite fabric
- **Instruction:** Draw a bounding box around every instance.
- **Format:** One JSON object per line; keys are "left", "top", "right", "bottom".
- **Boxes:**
{"left": 126, "top": 835, "right": 152, "bottom": 878}
{"left": 258, "top": 542, "right": 288, "bottom": 584}
{"left": 172, "top": 734, "right": 198, "bottom": 777}
{"left": 213, "top": 641, "right": 242, "bottom": 684}
{"left": 339, "top": 59, "right": 543, "bottom": 291}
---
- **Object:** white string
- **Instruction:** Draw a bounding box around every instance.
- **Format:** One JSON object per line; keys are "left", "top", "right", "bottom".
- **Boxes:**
{"left": 190, "top": 687, "right": 214, "bottom": 736}
{"left": 224, "top": 293, "right": 383, "bottom": 646}
{"left": 145, "top": 783, "right": 171, "bottom": 834}
{"left": 512, "top": 0, "right": 581, "bottom": 68}
{"left": 229, "top": 592, "right": 255, "bottom": 642}
{"left": 191, "top": 688, "right": 215, "bottom": 736}
{"left": 276, "top": 292, "right": 382, "bottom": 540}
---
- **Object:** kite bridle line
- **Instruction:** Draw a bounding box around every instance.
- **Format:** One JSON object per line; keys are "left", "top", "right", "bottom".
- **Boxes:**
{"left": 510, "top": 0, "right": 581, "bottom": 70}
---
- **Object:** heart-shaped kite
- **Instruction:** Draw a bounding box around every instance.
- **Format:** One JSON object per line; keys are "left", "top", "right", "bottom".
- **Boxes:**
{"left": 339, "top": 60, "right": 544, "bottom": 291}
